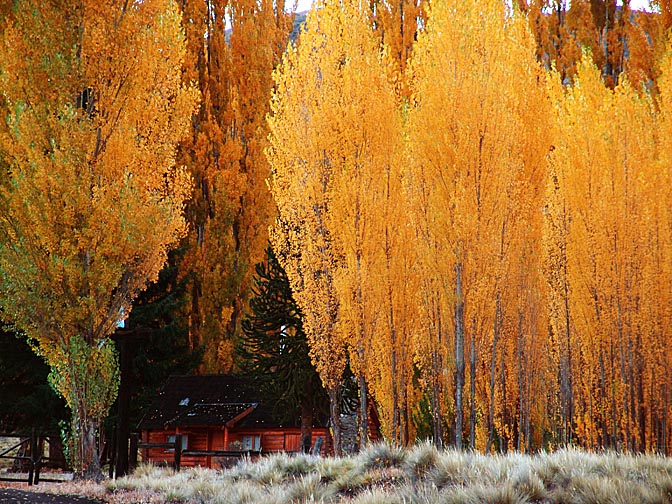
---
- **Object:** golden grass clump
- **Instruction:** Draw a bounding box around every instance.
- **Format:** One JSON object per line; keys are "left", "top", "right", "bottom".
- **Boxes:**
{"left": 79, "top": 444, "right": 672, "bottom": 503}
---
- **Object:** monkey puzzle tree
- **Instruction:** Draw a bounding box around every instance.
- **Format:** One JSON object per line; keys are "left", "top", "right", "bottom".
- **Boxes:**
{"left": 0, "top": 0, "right": 197, "bottom": 479}
{"left": 237, "top": 244, "right": 328, "bottom": 450}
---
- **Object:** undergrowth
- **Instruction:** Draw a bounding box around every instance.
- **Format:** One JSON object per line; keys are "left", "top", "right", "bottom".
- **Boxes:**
{"left": 104, "top": 443, "right": 672, "bottom": 504}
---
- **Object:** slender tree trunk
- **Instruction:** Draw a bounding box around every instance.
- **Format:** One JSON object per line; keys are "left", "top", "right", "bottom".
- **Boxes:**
{"left": 662, "top": 385, "right": 668, "bottom": 454}
{"left": 610, "top": 342, "right": 619, "bottom": 448}
{"left": 499, "top": 347, "right": 508, "bottom": 453}
{"left": 469, "top": 323, "right": 476, "bottom": 450}
{"left": 599, "top": 351, "right": 608, "bottom": 447}
{"left": 359, "top": 373, "right": 369, "bottom": 447}
{"left": 517, "top": 309, "right": 525, "bottom": 452}
{"left": 115, "top": 332, "right": 131, "bottom": 477}
{"left": 432, "top": 371, "right": 444, "bottom": 448}
{"left": 455, "top": 259, "right": 465, "bottom": 450}
{"left": 487, "top": 295, "right": 501, "bottom": 452}
{"left": 562, "top": 252, "right": 573, "bottom": 445}
{"left": 328, "top": 387, "right": 342, "bottom": 456}
{"left": 388, "top": 293, "right": 399, "bottom": 443}
{"left": 401, "top": 362, "right": 409, "bottom": 446}
{"left": 432, "top": 302, "right": 444, "bottom": 449}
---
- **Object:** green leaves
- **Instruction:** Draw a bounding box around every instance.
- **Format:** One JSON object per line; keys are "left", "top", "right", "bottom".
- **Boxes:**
{"left": 47, "top": 334, "right": 120, "bottom": 421}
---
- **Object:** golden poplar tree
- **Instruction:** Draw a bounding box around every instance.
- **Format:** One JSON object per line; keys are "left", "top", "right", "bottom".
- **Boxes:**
{"left": 178, "top": 0, "right": 293, "bottom": 372}
{"left": 268, "top": 0, "right": 404, "bottom": 453}
{"left": 0, "top": 0, "right": 197, "bottom": 479}
{"left": 406, "top": 0, "right": 550, "bottom": 449}
{"left": 361, "top": 162, "right": 420, "bottom": 445}
{"left": 545, "top": 53, "right": 668, "bottom": 451}
{"left": 649, "top": 46, "right": 672, "bottom": 453}
{"left": 325, "top": 29, "right": 406, "bottom": 447}
{"left": 521, "top": 0, "right": 662, "bottom": 89}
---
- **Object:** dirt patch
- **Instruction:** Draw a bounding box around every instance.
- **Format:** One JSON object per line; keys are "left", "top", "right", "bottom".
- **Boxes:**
{"left": 0, "top": 480, "right": 168, "bottom": 504}
{"left": 0, "top": 488, "right": 105, "bottom": 504}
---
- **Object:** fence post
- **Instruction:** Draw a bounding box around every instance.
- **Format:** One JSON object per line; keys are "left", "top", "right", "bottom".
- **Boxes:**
{"left": 174, "top": 434, "right": 182, "bottom": 472}
{"left": 32, "top": 435, "right": 43, "bottom": 485}
{"left": 27, "top": 429, "right": 36, "bottom": 486}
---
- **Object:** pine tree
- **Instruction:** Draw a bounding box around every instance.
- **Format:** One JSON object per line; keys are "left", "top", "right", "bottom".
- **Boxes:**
{"left": 237, "top": 245, "right": 328, "bottom": 451}
{"left": 0, "top": 328, "right": 68, "bottom": 434}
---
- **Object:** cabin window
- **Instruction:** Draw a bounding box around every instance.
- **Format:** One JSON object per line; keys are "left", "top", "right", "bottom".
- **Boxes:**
{"left": 167, "top": 434, "right": 188, "bottom": 451}
{"left": 241, "top": 435, "right": 260, "bottom": 451}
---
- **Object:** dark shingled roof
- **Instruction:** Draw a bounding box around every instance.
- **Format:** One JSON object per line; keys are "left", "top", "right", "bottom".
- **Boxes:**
{"left": 138, "top": 374, "right": 320, "bottom": 430}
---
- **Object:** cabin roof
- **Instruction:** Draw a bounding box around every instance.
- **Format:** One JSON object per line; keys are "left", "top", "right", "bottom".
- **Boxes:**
{"left": 138, "top": 374, "right": 319, "bottom": 430}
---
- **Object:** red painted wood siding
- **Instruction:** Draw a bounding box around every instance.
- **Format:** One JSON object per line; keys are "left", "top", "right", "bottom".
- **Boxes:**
{"left": 143, "top": 427, "right": 331, "bottom": 468}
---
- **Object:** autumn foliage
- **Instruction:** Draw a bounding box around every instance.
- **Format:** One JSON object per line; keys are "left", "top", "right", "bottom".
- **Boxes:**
{"left": 2, "top": 0, "right": 672, "bottom": 473}
{"left": 267, "top": 0, "right": 672, "bottom": 455}
{"left": 0, "top": 0, "right": 197, "bottom": 478}
{"left": 177, "top": 0, "right": 294, "bottom": 373}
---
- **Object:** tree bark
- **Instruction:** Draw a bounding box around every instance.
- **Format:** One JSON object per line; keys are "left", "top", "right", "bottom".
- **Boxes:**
{"left": 469, "top": 326, "right": 476, "bottom": 450}
{"left": 328, "top": 386, "right": 342, "bottom": 456}
{"left": 487, "top": 296, "right": 501, "bottom": 453}
{"left": 359, "top": 374, "right": 369, "bottom": 448}
{"left": 454, "top": 259, "right": 465, "bottom": 450}
{"left": 78, "top": 416, "right": 103, "bottom": 482}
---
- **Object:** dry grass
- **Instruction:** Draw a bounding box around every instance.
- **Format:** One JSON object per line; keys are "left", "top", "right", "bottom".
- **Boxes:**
{"left": 6, "top": 444, "right": 672, "bottom": 503}
{"left": 0, "top": 436, "right": 22, "bottom": 470}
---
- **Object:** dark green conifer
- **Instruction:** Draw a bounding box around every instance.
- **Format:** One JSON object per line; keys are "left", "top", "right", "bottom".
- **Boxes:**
{"left": 238, "top": 244, "right": 328, "bottom": 452}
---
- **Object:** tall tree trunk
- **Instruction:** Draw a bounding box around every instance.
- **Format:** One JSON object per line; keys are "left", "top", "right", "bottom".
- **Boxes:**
{"left": 78, "top": 415, "right": 103, "bottom": 482}
{"left": 469, "top": 322, "right": 476, "bottom": 450}
{"left": 431, "top": 371, "right": 444, "bottom": 448}
{"left": 389, "top": 299, "right": 399, "bottom": 443}
{"left": 328, "top": 387, "right": 343, "bottom": 456}
{"left": 431, "top": 303, "right": 444, "bottom": 449}
{"left": 499, "top": 347, "right": 508, "bottom": 453}
{"left": 391, "top": 344, "right": 400, "bottom": 444}
{"left": 401, "top": 362, "right": 409, "bottom": 446}
{"left": 454, "top": 259, "right": 465, "bottom": 450}
{"left": 487, "top": 295, "right": 501, "bottom": 452}
{"left": 561, "top": 250, "right": 573, "bottom": 445}
{"left": 359, "top": 373, "right": 369, "bottom": 447}
{"left": 115, "top": 331, "right": 131, "bottom": 477}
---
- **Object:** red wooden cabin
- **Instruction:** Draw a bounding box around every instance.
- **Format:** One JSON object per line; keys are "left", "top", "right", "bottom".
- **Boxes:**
{"left": 137, "top": 375, "right": 332, "bottom": 468}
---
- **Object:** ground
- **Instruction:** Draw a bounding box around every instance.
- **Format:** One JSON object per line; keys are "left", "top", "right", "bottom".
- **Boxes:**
{"left": 0, "top": 488, "right": 104, "bottom": 504}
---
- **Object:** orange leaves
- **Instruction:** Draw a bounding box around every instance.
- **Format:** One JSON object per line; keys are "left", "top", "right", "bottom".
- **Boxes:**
{"left": 268, "top": 0, "right": 407, "bottom": 450}
{"left": 177, "top": 0, "right": 293, "bottom": 373}
{"left": 544, "top": 51, "right": 672, "bottom": 450}
{"left": 0, "top": 0, "right": 196, "bottom": 476}
{"left": 3, "top": 0, "right": 672, "bottom": 458}
{"left": 267, "top": 0, "right": 672, "bottom": 453}
{"left": 405, "top": 0, "right": 551, "bottom": 449}
{"left": 0, "top": 0, "right": 196, "bottom": 403}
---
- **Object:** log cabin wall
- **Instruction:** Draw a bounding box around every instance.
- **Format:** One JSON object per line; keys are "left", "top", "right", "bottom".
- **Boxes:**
{"left": 142, "top": 427, "right": 331, "bottom": 468}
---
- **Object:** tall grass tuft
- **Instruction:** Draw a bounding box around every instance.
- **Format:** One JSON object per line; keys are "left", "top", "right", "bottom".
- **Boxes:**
{"left": 404, "top": 440, "right": 440, "bottom": 483}
{"left": 101, "top": 447, "right": 672, "bottom": 504}
{"left": 286, "top": 473, "right": 338, "bottom": 502}
{"left": 357, "top": 442, "right": 406, "bottom": 471}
